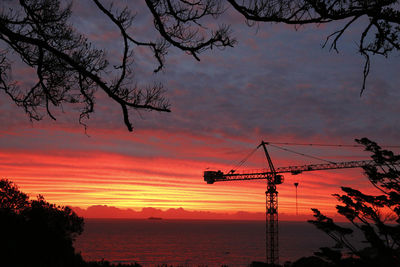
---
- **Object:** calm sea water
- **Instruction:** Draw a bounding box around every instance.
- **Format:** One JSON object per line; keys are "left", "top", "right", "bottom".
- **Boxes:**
{"left": 74, "top": 219, "right": 337, "bottom": 266}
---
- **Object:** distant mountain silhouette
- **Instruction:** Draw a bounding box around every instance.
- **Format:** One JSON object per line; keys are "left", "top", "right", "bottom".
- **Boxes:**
{"left": 72, "top": 205, "right": 320, "bottom": 221}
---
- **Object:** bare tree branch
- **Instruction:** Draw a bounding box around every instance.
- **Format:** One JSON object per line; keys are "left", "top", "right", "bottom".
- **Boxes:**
{"left": 0, "top": 0, "right": 175, "bottom": 131}
{"left": 226, "top": 0, "right": 400, "bottom": 94}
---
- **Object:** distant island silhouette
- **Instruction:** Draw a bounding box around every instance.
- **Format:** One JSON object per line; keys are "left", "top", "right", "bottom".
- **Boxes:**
{"left": 147, "top": 216, "right": 162, "bottom": 220}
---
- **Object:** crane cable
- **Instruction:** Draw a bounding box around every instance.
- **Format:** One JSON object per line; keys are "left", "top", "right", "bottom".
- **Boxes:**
{"left": 268, "top": 144, "right": 336, "bottom": 164}
{"left": 225, "top": 140, "right": 396, "bottom": 174}
{"left": 227, "top": 146, "right": 259, "bottom": 174}
{"left": 268, "top": 142, "right": 400, "bottom": 148}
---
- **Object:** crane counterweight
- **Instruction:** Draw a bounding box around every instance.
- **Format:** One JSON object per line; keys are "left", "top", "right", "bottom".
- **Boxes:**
{"left": 203, "top": 170, "right": 224, "bottom": 184}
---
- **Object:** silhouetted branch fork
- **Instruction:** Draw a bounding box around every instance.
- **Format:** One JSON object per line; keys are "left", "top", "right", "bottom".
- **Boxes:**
{"left": 145, "top": 0, "right": 236, "bottom": 61}
{"left": 93, "top": 1, "right": 166, "bottom": 73}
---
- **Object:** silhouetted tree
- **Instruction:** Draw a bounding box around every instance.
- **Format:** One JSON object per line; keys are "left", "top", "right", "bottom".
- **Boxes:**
{"left": 1, "top": 1, "right": 399, "bottom": 130}
{"left": 0, "top": 0, "right": 234, "bottom": 131}
{"left": 308, "top": 138, "right": 400, "bottom": 267}
{"left": 0, "top": 178, "right": 85, "bottom": 267}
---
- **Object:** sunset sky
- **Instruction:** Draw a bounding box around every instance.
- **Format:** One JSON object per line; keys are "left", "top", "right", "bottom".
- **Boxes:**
{"left": 1, "top": 1, "right": 399, "bottom": 220}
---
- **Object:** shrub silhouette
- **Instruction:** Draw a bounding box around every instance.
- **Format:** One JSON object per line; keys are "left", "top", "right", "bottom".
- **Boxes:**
{"left": 0, "top": 179, "right": 84, "bottom": 267}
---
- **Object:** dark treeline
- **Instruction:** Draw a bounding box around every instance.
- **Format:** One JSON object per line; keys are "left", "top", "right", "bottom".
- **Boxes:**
{"left": 0, "top": 178, "right": 141, "bottom": 267}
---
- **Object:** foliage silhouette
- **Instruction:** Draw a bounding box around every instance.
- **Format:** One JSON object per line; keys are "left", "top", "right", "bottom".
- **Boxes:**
{"left": 0, "top": 179, "right": 146, "bottom": 267}
{"left": 308, "top": 138, "right": 400, "bottom": 267}
{"left": 0, "top": 178, "right": 85, "bottom": 267}
{"left": 1, "top": 1, "right": 399, "bottom": 130}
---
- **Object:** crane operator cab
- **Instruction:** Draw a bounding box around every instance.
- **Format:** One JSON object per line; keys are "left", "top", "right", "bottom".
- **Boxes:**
{"left": 203, "top": 170, "right": 224, "bottom": 184}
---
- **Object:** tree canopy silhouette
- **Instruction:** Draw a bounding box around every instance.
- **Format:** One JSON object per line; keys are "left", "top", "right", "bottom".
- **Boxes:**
{"left": 0, "top": 178, "right": 84, "bottom": 267}
{"left": 308, "top": 138, "right": 400, "bottom": 267}
{"left": 1, "top": 1, "right": 399, "bottom": 131}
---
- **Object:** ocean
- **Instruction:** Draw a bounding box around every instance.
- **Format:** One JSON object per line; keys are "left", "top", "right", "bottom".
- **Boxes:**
{"left": 74, "top": 219, "right": 338, "bottom": 266}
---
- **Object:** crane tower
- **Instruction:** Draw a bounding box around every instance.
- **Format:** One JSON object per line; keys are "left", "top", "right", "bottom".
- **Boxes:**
{"left": 203, "top": 141, "right": 376, "bottom": 266}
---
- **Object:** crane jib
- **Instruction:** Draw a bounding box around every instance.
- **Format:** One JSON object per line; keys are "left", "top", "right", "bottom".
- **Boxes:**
{"left": 203, "top": 160, "right": 375, "bottom": 184}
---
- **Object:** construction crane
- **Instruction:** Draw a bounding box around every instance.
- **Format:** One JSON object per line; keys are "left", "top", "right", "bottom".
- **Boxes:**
{"left": 203, "top": 141, "right": 377, "bottom": 266}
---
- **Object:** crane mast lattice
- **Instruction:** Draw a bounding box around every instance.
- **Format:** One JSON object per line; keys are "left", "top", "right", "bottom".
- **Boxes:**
{"left": 203, "top": 141, "right": 377, "bottom": 266}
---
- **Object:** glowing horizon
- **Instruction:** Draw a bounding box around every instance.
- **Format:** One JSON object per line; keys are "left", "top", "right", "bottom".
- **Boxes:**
{"left": 0, "top": 127, "right": 384, "bottom": 221}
